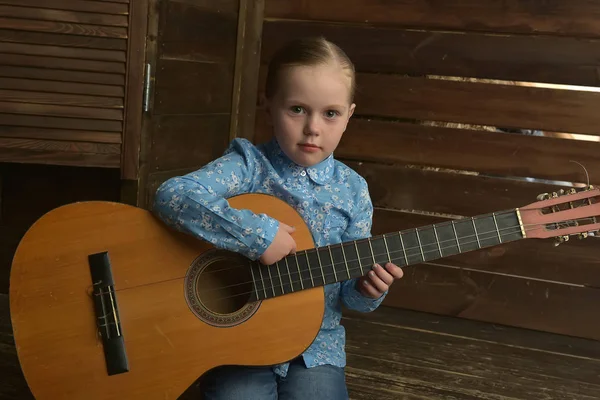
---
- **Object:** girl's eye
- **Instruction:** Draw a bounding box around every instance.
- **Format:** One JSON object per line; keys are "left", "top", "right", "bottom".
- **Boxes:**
{"left": 325, "top": 110, "right": 339, "bottom": 118}
{"left": 290, "top": 106, "right": 304, "bottom": 114}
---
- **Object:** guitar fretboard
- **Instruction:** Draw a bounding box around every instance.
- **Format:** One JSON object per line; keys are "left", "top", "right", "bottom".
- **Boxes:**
{"left": 249, "top": 209, "right": 524, "bottom": 301}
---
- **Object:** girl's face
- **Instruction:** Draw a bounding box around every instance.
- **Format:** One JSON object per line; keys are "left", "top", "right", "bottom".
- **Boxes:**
{"left": 266, "top": 63, "right": 356, "bottom": 167}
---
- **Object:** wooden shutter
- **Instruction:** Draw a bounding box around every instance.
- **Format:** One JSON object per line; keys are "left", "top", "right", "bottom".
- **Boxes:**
{"left": 0, "top": 0, "right": 147, "bottom": 178}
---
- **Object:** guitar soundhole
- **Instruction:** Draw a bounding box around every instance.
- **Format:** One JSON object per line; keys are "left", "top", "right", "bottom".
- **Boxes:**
{"left": 185, "top": 249, "right": 260, "bottom": 327}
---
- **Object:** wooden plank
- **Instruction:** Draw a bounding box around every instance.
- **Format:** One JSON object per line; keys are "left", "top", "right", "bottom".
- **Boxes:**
{"left": 0, "top": 138, "right": 121, "bottom": 167}
{"left": 0, "top": 53, "right": 125, "bottom": 74}
{"left": 158, "top": 0, "right": 237, "bottom": 64}
{"left": 262, "top": 19, "right": 600, "bottom": 87}
{"left": 255, "top": 110, "right": 600, "bottom": 183}
{"left": 0, "top": 65, "right": 125, "bottom": 85}
{"left": 0, "top": 77, "right": 124, "bottom": 97}
{"left": 346, "top": 160, "right": 567, "bottom": 217}
{"left": 354, "top": 73, "right": 600, "bottom": 136}
{"left": 0, "top": 113, "right": 122, "bottom": 131}
{"left": 154, "top": 59, "right": 233, "bottom": 115}
{"left": 256, "top": 66, "right": 600, "bottom": 135}
{"left": 0, "top": 5, "right": 128, "bottom": 27}
{"left": 382, "top": 260, "right": 600, "bottom": 341}
{"left": 0, "top": 29, "right": 127, "bottom": 50}
{"left": 0, "top": 41, "right": 126, "bottom": 62}
{"left": 230, "top": 0, "right": 264, "bottom": 142}
{"left": 149, "top": 114, "right": 230, "bottom": 172}
{"left": 0, "top": 0, "right": 129, "bottom": 15}
{"left": 120, "top": 0, "right": 148, "bottom": 180}
{"left": 0, "top": 17, "right": 128, "bottom": 38}
{"left": 0, "top": 126, "right": 121, "bottom": 143}
{"left": 371, "top": 209, "right": 600, "bottom": 287}
{"left": 0, "top": 89, "right": 123, "bottom": 108}
{"left": 343, "top": 307, "right": 600, "bottom": 400}
{"left": 0, "top": 101, "right": 123, "bottom": 120}
{"left": 264, "top": 0, "right": 600, "bottom": 38}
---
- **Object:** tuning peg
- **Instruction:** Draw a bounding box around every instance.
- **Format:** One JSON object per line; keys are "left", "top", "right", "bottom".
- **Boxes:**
{"left": 577, "top": 232, "right": 589, "bottom": 240}
{"left": 587, "top": 185, "right": 595, "bottom": 191}
{"left": 558, "top": 189, "right": 566, "bottom": 196}
{"left": 568, "top": 188, "right": 577, "bottom": 195}
{"left": 553, "top": 235, "right": 569, "bottom": 247}
{"left": 537, "top": 192, "right": 550, "bottom": 200}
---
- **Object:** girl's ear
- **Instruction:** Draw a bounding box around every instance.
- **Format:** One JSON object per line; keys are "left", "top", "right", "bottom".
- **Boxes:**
{"left": 348, "top": 103, "right": 356, "bottom": 118}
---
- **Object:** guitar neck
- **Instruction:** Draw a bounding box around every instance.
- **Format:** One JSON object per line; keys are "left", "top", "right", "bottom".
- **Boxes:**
{"left": 249, "top": 208, "right": 525, "bottom": 301}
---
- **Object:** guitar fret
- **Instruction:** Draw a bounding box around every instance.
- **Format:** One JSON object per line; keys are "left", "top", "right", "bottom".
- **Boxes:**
{"left": 354, "top": 242, "right": 364, "bottom": 274}
{"left": 305, "top": 252, "right": 314, "bottom": 287}
{"left": 295, "top": 254, "right": 304, "bottom": 290}
{"left": 275, "top": 261, "right": 285, "bottom": 295}
{"left": 250, "top": 262, "right": 260, "bottom": 300}
{"left": 267, "top": 265, "right": 276, "bottom": 297}
{"left": 492, "top": 212, "right": 502, "bottom": 242}
{"left": 382, "top": 234, "right": 391, "bottom": 263}
{"left": 340, "top": 244, "right": 351, "bottom": 279}
{"left": 285, "top": 258, "right": 293, "bottom": 292}
{"left": 451, "top": 220, "right": 461, "bottom": 252}
{"left": 432, "top": 226, "right": 442, "bottom": 257}
{"left": 415, "top": 229, "right": 425, "bottom": 261}
{"left": 258, "top": 263, "right": 267, "bottom": 299}
{"left": 398, "top": 232, "right": 408, "bottom": 264}
{"left": 328, "top": 246, "right": 338, "bottom": 282}
{"left": 368, "top": 239, "right": 376, "bottom": 265}
{"left": 471, "top": 217, "right": 481, "bottom": 248}
{"left": 316, "top": 249, "right": 326, "bottom": 284}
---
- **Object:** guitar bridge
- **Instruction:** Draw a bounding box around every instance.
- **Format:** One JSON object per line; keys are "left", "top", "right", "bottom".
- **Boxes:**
{"left": 88, "top": 252, "right": 129, "bottom": 376}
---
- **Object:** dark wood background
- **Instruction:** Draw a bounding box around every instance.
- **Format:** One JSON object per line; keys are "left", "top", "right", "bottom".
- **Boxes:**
{"left": 1, "top": 0, "right": 600, "bottom": 398}
{"left": 253, "top": 0, "right": 600, "bottom": 341}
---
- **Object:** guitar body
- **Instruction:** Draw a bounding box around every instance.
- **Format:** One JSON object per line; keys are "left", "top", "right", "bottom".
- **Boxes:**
{"left": 10, "top": 193, "right": 325, "bottom": 399}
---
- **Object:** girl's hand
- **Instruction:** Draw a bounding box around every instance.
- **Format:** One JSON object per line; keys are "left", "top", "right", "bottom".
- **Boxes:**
{"left": 358, "top": 262, "right": 404, "bottom": 299}
{"left": 259, "top": 222, "right": 296, "bottom": 265}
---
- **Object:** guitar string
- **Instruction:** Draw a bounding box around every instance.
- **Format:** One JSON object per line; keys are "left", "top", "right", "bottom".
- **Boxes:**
{"left": 198, "top": 219, "right": 598, "bottom": 303}
{"left": 197, "top": 214, "right": 598, "bottom": 279}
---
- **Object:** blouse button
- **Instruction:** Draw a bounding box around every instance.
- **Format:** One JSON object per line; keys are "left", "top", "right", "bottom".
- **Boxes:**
{"left": 300, "top": 170, "right": 307, "bottom": 176}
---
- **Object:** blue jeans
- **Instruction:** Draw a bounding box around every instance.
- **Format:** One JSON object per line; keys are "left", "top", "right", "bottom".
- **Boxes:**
{"left": 199, "top": 357, "right": 349, "bottom": 399}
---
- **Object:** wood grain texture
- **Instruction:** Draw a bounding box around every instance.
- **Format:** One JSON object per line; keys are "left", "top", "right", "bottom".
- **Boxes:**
{"left": 121, "top": 0, "right": 148, "bottom": 180}
{"left": 371, "top": 209, "right": 600, "bottom": 287}
{"left": 0, "top": 53, "right": 126, "bottom": 73}
{"left": 158, "top": 0, "right": 238, "bottom": 63}
{"left": 343, "top": 306, "right": 600, "bottom": 399}
{"left": 0, "top": 5, "right": 128, "bottom": 27}
{"left": 230, "top": 0, "right": 264, "bottom": 142}
{"left": 0, "top": 0, "right": 129, "bottom": 15}
{"left": 370, "top": 209, "right": 600, "bottom": 341}
{"left": 0, "top": 29, "right": 127, "bottom": 50}
{"left": 264, "top": 0, "right": 600, "bottom": 38}
{"left": 354, "top": 73, "right": 600, "bottom": 136}
{"left": 0, "top": 126, "right": 121, "bottom": 143}
{"left": 0, "top": 65, "right": 125, "bottom": 85}
{"left": 0, "top": 89, "right": 123, "bottom": 108}
{"left": 0, "top": 77, "right": 124, "bottom": 97}
{"left": 0, "top": 113, "right": 122, "bottom": 132}
{"left": 149, "top": 114, "right": 230, "bottom": 172}
{"left": 0, "top": 41, "right": 126, "bottom": 61}
{"left": 255, "top": 110, "right": 600, "bottom": 183}
{"left": 0, "top": 138, "right": 121, "bottom": 167}
{"left": 0, "top": 17, "right": 128, "bottom": 38}
{"left": 154, "top": 59, "right": 233, "bottom": 115}
{"left": 262, "top": 19, "right": 600, "bottom": 87}
{"left": 347, "top": 160, "right": 567, "bottom": 217}
{"left": 0, "top": 101, "right": 123, "bottom": 120}
{"left": 257, "top": 66, "right": 600, "bottom": 135}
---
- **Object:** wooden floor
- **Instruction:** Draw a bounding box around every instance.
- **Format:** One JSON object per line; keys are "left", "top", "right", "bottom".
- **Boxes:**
{"left": 2, "top": 294, "right": 599, "bottom": 399}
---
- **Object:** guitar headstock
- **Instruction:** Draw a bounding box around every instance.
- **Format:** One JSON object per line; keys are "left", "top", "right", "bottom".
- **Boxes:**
{"left": 519, "top": 185, "right": 600, "bottom": 246}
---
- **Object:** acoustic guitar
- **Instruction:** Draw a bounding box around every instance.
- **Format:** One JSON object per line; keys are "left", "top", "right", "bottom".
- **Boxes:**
{"left": 9, "top": 188, "right": 600, "bottom": 399}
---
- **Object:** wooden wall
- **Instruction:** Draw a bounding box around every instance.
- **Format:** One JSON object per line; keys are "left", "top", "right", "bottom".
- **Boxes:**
{"left": 136, "top": 0, "right": 244, "bottom": 208}
{"left": 254, "top": 0, "right": 600, "bottom": 341}
{"left": 0, "top": 0, "right": 147, "bottom": 179}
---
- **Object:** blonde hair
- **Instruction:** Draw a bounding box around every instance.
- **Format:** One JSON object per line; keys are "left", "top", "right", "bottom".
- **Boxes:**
{"left": 265, "top": 36, "right": 356, "bottom": 102}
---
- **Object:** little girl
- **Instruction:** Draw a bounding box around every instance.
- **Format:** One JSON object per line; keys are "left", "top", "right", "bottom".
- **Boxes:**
{"left": 153, "top": 37, "right": 403, "bottom": 400}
